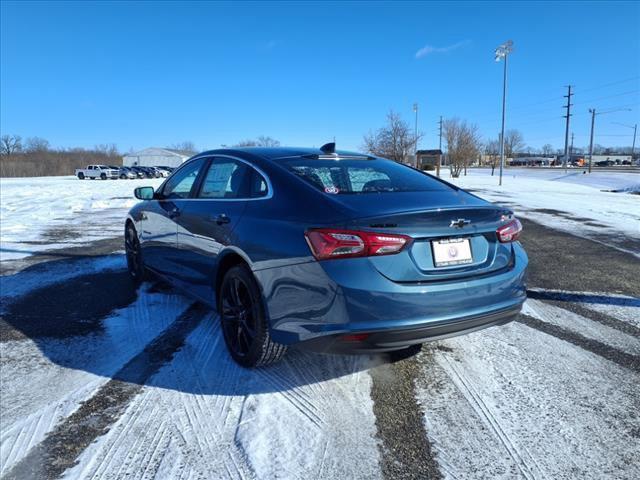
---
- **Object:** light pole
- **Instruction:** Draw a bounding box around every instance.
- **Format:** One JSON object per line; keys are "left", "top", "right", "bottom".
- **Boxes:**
{"left": 413, "top": 103, "right": 419, "bottom": 168}
{"left": 612, "top": 121, "right": 637, "bottom": 161}
{"left": 588, "top": 109, "right": 596, "bottom": 174}
{"left": 495, "top": 40, "right": 513, "bottom": 186}
{"left": 587, "top": 108, "right": 633, "bottom": 173}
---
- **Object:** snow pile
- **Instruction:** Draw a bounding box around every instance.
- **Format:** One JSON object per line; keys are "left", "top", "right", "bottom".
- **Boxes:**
{"left": 0, "top": 176, "right": 163, "bottom": 261}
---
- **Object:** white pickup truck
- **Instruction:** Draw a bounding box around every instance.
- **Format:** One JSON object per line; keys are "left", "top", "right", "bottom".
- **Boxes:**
{"left": 75, "top": 165, "right": 120, "bottom": 180}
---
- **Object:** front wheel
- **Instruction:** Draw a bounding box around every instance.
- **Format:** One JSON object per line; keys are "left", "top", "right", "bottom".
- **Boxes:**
{"left": 219, "top": 264, "right": 286, "bottom": 367}
{"left": 100, "top": 173, "right": 107, "bottom": 180}
{"left": 125, "top": 224, "right": 146, "bottom": 286}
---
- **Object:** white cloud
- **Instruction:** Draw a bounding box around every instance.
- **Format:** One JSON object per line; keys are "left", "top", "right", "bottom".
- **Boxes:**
{"left": 415, "top": 40, "right": 470, "bottom": 59}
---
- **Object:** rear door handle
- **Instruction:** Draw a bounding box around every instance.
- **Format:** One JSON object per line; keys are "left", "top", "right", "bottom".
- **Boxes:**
{"left": 214, "top": 214, "right": 231, "bottom": 225}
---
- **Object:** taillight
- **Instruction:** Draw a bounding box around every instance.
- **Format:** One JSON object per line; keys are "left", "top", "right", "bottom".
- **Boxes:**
{"left": 305, "top": 229, "right": 412, "bottom": 260}
{"left": 496, "top": 218, "right": 523, "bottom": 242}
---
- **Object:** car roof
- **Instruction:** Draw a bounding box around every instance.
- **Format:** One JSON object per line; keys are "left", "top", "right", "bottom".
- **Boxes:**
{"left": 194, "top": 146, "right": 370, "bottom": 161}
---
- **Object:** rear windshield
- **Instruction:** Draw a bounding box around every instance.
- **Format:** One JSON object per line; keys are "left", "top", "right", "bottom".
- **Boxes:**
{"left": 283, "top": 158, "right": 452, "bottom": 194}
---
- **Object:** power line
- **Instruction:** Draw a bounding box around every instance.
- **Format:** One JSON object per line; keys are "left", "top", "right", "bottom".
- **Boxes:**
{"left": 573, "top": 90, "right": 640, "bottom": 107}
{"left": 574, "top": 76, "right": 640, "bottom": 94}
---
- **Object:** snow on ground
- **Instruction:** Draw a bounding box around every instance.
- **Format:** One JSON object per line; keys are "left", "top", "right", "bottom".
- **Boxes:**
{"left": 0, "top": 176, "right": 163, "bottom": 261}
{"left": 64, "top": 318, "right": 381, "bottom": 480}
{"left": 0, "top": 280, "right": 190, "bottom": 475}
{"left": 445, "top": 168, "right": 640, "bottom": 255}
{"left": 417, "top": 295, "right": 640, "bottom": 480}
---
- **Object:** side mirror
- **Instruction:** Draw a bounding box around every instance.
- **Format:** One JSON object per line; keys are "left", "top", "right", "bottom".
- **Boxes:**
{"left": 134, "top": 186, "right": 155, "bottom": 200}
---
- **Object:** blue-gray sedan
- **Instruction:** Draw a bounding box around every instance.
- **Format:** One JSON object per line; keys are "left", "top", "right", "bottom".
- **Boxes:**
{"left": 125, "top": 145, "right": 527, "bottom": 367}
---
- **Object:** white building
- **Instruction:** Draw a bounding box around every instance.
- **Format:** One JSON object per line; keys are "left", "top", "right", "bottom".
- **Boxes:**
{"left": 122, "top": 147, "right": 194, "bottom": 168}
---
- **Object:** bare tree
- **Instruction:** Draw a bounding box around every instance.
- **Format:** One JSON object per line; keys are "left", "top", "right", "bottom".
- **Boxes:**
{"left": 94, "top": 143, "right": 119, "bottom": 156}
{"left": 541, "top": 144, "right": 554, "bottom": 157}
{"left": 442, "top": 118, "right": 481, "bottom": 178}
{"left": 503, "top": 129, "right": 525, "bottom": 159}
{"left": 484, "top": 139, "right": 501, "bottom": 176}
{"left": 170, "top": 141, "right": 197, "bottom": 152}
{"left": 362, "top": 110, "right": 422, "bottom": 164}
{"left": 1, "top": 134, "right": 22, "bottom": 156}
{"left": 234, "top": 136, "right": 281, "bottom": 148}
{"left": 24, "top": 136, "right": 51, "bottom": 153}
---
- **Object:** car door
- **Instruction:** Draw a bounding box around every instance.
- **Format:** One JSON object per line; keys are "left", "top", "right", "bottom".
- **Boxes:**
{"left": 174, "top": 156, "right": 266, "bottom": 303}
{"left": 139, "top": 158, "right": 206, "bottom": 278}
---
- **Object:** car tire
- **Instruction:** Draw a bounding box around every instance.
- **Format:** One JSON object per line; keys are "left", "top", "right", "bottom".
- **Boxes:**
{"left": 77, "top": 172, "right": 85, "bottom": 179}
{"left": 218, "top": 264, "right": 286, "bottom": 367}
{"left": 101, "top": 173, "right": 107, "bottom": 180}
{"left": 125, "top": 223, "right": 147, "bottom": 286}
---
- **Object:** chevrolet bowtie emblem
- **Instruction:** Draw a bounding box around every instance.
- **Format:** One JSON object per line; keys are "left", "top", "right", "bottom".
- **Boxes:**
{"left": 450, "top": 218, "right": 471, "bottom": 228}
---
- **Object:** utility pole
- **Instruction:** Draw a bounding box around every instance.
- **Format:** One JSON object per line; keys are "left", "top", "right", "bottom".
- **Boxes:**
{"left": 570, "top": 132, "right": 574, "bottom": 166}
{"left": 495, "top": 40, "right": 513, "bottom": 186}
{"left": 413, "top": 103, "right": 419, "bottom": 168}
{"left": 438, "top": 116, "right": 443, "bottom": 177}
{"left": 588, "top": 108, "right": 596, "bottom": 173}
{"left": 562, "top": 85, "right": 573, "bottom": 173}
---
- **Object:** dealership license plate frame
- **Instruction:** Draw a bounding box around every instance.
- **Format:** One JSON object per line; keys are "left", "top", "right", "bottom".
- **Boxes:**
{"left": 431, "top": 237, "right": 473, "bottom": 267}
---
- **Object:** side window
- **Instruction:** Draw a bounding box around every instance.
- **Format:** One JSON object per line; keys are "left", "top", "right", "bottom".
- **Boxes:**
{"left": 161, "top": 158, "right": 205, "bottom": 199}
{"left": 198, "top": 159, "right": 250, "bottom": 199}
{"left": 250, "top": 169, "right": 269, "bottom": 198}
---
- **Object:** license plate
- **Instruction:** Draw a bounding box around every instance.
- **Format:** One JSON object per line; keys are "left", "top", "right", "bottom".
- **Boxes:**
{"left": 432, "top": 238, "right": 473, "bottom": 267}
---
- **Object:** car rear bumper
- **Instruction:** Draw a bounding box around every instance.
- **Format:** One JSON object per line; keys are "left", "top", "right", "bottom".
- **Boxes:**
{"left": 255, "top": 243, "right": 528, "bottom": 351}
{"left": 297, "top": 304, "right": 522, "bottom": 353}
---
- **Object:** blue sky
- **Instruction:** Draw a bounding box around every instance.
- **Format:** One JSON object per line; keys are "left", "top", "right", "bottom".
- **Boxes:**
{"left": 1, "top": 1, "right": 639, "bottom": 152}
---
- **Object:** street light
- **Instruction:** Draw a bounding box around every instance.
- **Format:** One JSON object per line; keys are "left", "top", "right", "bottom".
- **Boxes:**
{"left": 413, "top": 103, "right": 419, "bottom": 168}
{"left": 495, "top": 40, "right": 513, "bottom": 186}
{"left": 611, "top": 121, "right": 637, "bottom": 160}
{"left": 587, "top": 107, "right": 632, "bottom": 173}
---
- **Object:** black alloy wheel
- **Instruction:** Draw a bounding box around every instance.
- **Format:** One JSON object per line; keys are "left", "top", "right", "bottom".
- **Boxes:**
{"left": 218, "top": 265, "right": 286, "bottom": 367}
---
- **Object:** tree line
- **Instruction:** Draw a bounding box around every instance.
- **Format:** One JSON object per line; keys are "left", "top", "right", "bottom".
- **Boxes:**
{"left": 361, "top": 111, "right": 530, "bottom": 177}
{"left": 361, "top": 111, "right": 637, "bottom": 178}
{"left": 0, "top": 135, "right": 123, "bottom": 177}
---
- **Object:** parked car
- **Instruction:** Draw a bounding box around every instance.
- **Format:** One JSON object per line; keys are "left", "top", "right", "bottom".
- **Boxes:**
{"left": 149, "top": 166, "right": 169, "bottom": 178}
{"left": 125, "top": 145, "right": 528, "bottom": 367}
{"left": 118, "top": 166, "right": 137, "bottom": 179}
{"left": 595, "top": 160, "right": 615, "bottom": 167}
{"left": 156, "top": 165, "right": 175, "bottom": 174}
{"left": 134, "top": 166, "right": 156, "bottom": 178}
{"left": 129, "top": 167, "right": 147, "bottom": 179}
{"left": 153, "top": 166, "right": 172, "bottom": 177}
{"left": 75, "top": 164, "right": 119, "bottom": 180}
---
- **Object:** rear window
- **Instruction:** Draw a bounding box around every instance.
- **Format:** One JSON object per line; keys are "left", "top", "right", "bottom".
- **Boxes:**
{"left": 284, "top": 158, "right": 452, "bottom": 194}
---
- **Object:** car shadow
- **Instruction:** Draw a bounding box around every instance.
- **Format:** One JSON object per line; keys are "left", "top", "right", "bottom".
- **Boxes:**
{"left": 527, "top": 289, "right": 640, "bottom": 307}
{"left": 1, "top": 254, "right": 406, "bottom": 396}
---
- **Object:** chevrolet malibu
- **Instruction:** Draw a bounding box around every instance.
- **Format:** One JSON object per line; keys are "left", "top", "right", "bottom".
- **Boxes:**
{"left": 125, "top": 145, "right": 527, "bottom": 367}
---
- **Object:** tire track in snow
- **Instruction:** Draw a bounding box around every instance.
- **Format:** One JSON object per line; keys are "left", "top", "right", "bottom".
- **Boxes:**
{"left": 3, "top": 303, "right": 206, "bottom": 480}
{"left": 65, "top": 317, "right": 380, "bottom": 480}
{"left": 370, "top": 349, "right": 442, "bottom": 480}
{"left": 438, "top": 354, "right": 541, "bottom": 480}
{"left": 517, "top": 314, "right": 640, "bottom": 373}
